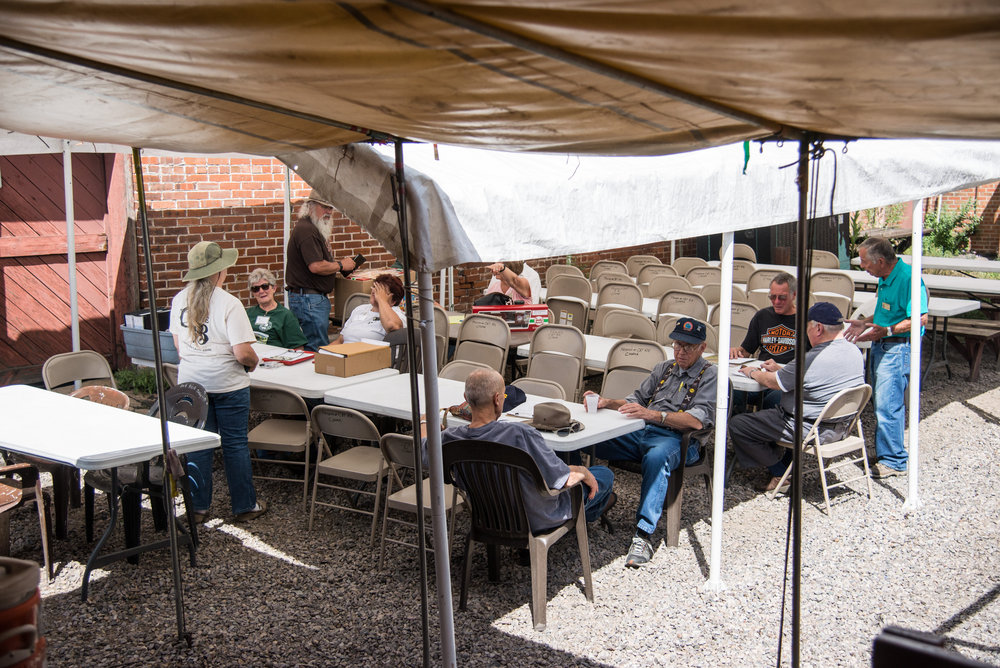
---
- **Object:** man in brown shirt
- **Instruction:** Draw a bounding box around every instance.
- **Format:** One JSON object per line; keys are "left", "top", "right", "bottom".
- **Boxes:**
{"left": 285, "top": 191, "right": 357, "bottom": 351}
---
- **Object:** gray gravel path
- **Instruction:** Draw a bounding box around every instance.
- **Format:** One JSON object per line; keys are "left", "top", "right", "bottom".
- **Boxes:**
{"left": 7, "top": 353, "right": 1000, "bottom": 666}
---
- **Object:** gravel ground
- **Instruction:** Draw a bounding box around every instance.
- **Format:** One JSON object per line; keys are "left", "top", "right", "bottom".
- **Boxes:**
{"left": 6, "top": 351, "right": 1000, "bottom": 667}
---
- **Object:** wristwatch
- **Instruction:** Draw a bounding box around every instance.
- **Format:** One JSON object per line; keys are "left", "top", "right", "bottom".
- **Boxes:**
{"left": 660, "top": 411, "right": 668, "bottom": 424}
{"left": 886, "top": 325, "right": 893, "bottom": 337}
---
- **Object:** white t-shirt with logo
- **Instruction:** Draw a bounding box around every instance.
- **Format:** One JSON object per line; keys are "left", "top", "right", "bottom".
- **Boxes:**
{"left": 340, "top": 303, "right": 406, "bottom": 344}
{"left": 169, "top": 286, "right": 256, "bottom": 393}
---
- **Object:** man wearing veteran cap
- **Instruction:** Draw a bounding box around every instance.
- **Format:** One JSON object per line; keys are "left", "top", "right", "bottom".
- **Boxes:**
{"left": 730, "top": 302, "right": 864, "bottom": 494}
{"left": 584, "top": 317, "right": 717, "bottom": 568}
{"left": 169, "top": 241, "right": 267, "bottom": 523}
{"left": 285, "top": 190, "right": 358, "bottom": 351}
{"left": 424, "top": 369, "right": 616, "bottom": 533}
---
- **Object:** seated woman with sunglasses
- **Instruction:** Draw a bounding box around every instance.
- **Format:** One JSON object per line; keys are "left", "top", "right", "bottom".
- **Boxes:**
{"left": 245, "top": 268, "right": 308, "bottom": 349}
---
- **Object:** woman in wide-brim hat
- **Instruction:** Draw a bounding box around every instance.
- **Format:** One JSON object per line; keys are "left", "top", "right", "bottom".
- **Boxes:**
{"left": 168, "top": 241, "right": 267, "bottom": 523}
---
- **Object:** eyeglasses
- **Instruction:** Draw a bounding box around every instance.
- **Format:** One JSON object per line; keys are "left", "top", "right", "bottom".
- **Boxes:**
{"left": 250, "top": 283, "right": 272, "bottom": 293}
{"left": 671, "top": 341, "right": 701, "bottom": 353}
{"left": 768, "top": 293, "right": 790, "bottom": 301}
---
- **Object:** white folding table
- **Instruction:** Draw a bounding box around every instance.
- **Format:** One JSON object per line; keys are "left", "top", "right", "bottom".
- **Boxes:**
{"left": 0, "top": 384, "right": 220, "bottom": 599}
{"left": 249, "top": 342, "right": 399, "bottom": 399}
{"left": 324, "top": 373, "right": 644, "bottom": 452}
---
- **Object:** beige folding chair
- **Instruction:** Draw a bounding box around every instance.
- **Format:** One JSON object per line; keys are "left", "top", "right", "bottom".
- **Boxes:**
{"left": 524, "top": 324, "right": 586, "bottom": 402}
{"left": 546, "top": 274, "right": 593, "bottom": 304}
{"left": 342, "top": 291, "right": 370, "bottom": 323}
{"left": 670, "top": 256, "right": 707, "bottom": 276}
{"left": 545, "top": 263, "right": 585, "bottom": 285}
{"left": 700, "top": 283, "right": 747, "bottom": 306}
{"left": 309, "top": 406, "right": 385, "bottom": 545}
{"left": 600, "top": 339, "right": 666, "bottom": 400}
{"left": 600, "top": 309, "right": 656, "bottom": 340}
{"left": 377, "top": 433, "right": 462, "bottom": 569}
{"left": 412, "top": 302, "right": 450, "bottom": 369}
{"left": 657, "top": 290, "right": 708, "bottom": 322}
{"left": 0, "top": 463, "right": 53, "bottom": 580}
{"left": 248, "top": 387, "right": 313, "bottom": 506}
{"left": 644, "top": 274, "right": 693, "bottom": 299}
{"left": 626, "top": 255, "right": 662, "bottom": 276}
{"left": 809, "top": 292, "right": 853, "bottom": 319}
{"left": 596, "top": 282, "right": 642, "bottom": 312}
{"left": 732, "top": 259, "right": 756, "bottom": 283}
{"left": 731, "top": 243, "right": 757, "bottom": 262}
{"left": 453, "top": 314, "right": 511, "bottom": 373}
{"left": 588, "top": 259, "right": 628, "bottom": 281}
{"left": 439, "top": 359, "right": 494, "bottom": 382}
{"left": 747, "top": 289, "right": 772, "bottom": 311}
{"left": 709, "top": 301, "right": 759, "bottom": 329}
{"left": 595, "top": 273, "right": 634, "bottom": 292}
{"left": 42, "top": 350, "right": 115, "bottom": 394}
{"left": 811, "top": 250, "right": 841, "bottom": 269}
{"left": 747, "top": 268, "right": 786, "bottom": 293}
{"left": 703, "top": 323, "right": 719, "bottom": 353}
{"left": 510, "top": 377, "right": 566, "bottom": 400}
{"left": 810, "top": 271, "right": 855, "bottom": 301}
{"left": 684, "top": 265, "right": 722, "bottom": 287}
{"left": 770, "top": 385, "right": 874, "bottom": 515}
{"left": 162, "top": 363, "right": 180, "bottom": 388}
{"left": 636, "top": 264, "right": 676, "bottom": 286}
{"left": 655, "top": 316, "right": 681, "bottom": 346}
{"left": 546, "top": 296, "right": 589, "bottom": 333}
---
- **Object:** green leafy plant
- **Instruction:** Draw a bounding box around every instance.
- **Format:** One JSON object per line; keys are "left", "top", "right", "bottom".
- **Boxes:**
{"left": 113, "top": 366, "right": 158, "bottom": 395}
{"left": 923, "top": 199, "right": 982, "bottom": 255}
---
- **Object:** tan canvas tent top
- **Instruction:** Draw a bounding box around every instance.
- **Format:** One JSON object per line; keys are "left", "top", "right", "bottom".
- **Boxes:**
{"left": 2, "top": 1, "right": 999, "bottom": 157}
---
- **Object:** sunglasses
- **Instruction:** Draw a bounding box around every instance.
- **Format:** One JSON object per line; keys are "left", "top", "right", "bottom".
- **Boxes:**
{"left": 250, "top": 283, "right": 272, "bottom": 293}
{"left": 768, "top": 293, "right": 790, "bottom": 301}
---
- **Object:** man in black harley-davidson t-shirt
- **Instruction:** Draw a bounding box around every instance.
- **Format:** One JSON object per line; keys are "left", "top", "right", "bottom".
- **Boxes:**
{"left": 731, "top": 272, "right": 803, "bottom": 364}
{"left": 730, "top": 272, "right": 807, "bottom": 409}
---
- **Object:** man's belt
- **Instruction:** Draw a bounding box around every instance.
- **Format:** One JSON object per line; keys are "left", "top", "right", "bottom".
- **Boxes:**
{"left": 285, "top": 286, "right": 326, "bottom": 295}
{"left": 882, "top": 336, "right": 912, "bottom": 343}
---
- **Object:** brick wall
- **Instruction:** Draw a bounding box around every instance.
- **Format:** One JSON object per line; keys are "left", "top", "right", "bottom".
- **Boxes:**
{"left": 923, "top": 181, "right": 1000, "bottom": 257}
{"left": 134, "top": 153, "right": 700, "bottom": 311}
{"left": 135, "top": 154, "right": 396, "bottom": 305}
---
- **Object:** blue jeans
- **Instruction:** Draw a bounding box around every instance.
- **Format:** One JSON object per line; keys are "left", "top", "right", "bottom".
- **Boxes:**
{"left": 288, "top": 292, "right": 331, "bottom": 352}
{"left": 871, "top": 340, "right": 910, "bottom": 471}
{"left": 594, "top": 424, "right": 699, "bottom": 535}
{"left": 583, "top": 466, "right": 615, "bottom": 523}
{"left": 186, "top": 387, "right": 257, "bottom": 515}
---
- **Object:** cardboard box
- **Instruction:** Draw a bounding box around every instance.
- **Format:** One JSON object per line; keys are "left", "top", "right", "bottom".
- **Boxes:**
{"left": 471, "top": 303, "right": 550, "bottom": 331}
{"left": 315, "top": 341, "right": 391, "bottom": 377}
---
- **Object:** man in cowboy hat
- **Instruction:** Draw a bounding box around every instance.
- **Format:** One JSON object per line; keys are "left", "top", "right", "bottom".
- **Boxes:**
{"left": 584, "top": 317, "right": 717, "bottom": 568}
{"left": 284, "top": 190, "right": 359, "bottom": 351}
{"left": 730, "top": 301, "right": 865, "bottom": 492}
{"left": 423, "top": 368, "right": 616, "bottom": 533}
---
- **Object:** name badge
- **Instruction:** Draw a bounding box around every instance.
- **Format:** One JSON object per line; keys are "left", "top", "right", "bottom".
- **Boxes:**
{"left": 255, "top": 315, "right": 272, "bottom": 330}
{"left": 881, "top": 302, "right": 891, "bottom": 311}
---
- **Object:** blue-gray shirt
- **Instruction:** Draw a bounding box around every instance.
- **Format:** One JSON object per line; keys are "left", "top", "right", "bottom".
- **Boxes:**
{"left": 625, "top": 356, "right": 717, "bottom": 428}
{"left": 776, "top": 338, "right": 864, "bottom": 420}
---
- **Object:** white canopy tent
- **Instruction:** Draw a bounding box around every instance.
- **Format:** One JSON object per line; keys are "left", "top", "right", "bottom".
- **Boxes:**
{"left": 3, "top": 2, "right": 1000, "bottom": 664}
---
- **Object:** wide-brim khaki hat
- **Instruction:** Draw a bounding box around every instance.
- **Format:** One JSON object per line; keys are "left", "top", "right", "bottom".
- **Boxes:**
{"left": 526, "top": 402, "right": 584, "bottom": 435}
{"left": 306, "top": 189, "right": 334, "bottom": 208}
{"left": 182, "top": 241, "right": 239, "bottom": 282}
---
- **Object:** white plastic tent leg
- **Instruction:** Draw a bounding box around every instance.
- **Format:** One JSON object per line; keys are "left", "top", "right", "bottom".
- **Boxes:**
{"left": 63, "top": 140, "right": 79, "bottom": 351}
{"left": 705, "top": 231, "right": 733, "bottom": 591}
{"left": 903, "top": 201, "right": 924, "bottom": 510}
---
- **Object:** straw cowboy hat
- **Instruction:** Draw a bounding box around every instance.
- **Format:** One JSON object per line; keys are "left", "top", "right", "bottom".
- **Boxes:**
{"left": 182, "top": 241, "right": 239, "bottom": 282}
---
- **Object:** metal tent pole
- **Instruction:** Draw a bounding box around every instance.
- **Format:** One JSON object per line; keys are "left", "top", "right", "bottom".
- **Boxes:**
{"left": 283, "top": 166, "right": 292, "bottom": 273}
{"left": 131, "top": 148, "right": 189, "bottom": 644}
{"left": 62, "top": 140, "right": 80, "bottom": 352}
{"left": 903, "top": 200, "right": 924, "bottom": 511}
{"left": 392, "top": 140, "right": 457, "bottom": 668}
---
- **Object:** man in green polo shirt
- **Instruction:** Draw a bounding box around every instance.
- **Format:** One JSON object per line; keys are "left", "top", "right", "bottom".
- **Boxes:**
{"left": 845, "top": 238, "right": 928, "bottom": 477}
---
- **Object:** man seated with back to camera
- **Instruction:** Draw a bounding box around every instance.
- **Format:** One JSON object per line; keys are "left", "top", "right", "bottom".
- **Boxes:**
{"left": 420, "top": 368, "right": 616, "bottom": 534}
{"left": 729, "top": 302, "right": 865, "bottom": 492}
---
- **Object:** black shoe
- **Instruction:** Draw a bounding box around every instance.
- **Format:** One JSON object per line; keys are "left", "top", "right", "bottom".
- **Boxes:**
{"left": 599, "top": 492, "right": 617, "bottom": 534}
{"left": 625, "top": 535, "right": 653, "bottom": 568}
